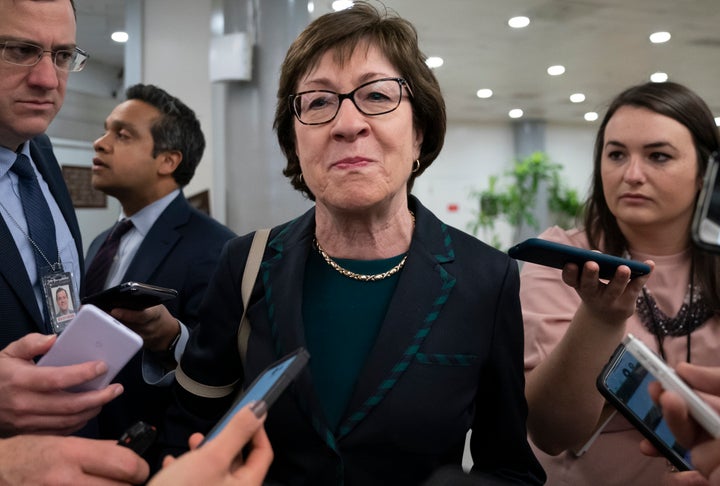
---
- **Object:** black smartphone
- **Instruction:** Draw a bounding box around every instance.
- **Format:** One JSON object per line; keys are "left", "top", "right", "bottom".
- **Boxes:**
{"left": 201, "top": 347, "right": 310, "bottom": 445}
{"left": 508, "top": 237, "right": 651, "bottom": 280}
{"left": 81, "top": 281, "right": 178, "bottom": 312}
{"left": 117, "top": 421, "right": 157, "bottom": 455}
{"left": 596, "top": 340, "right": 692, "bottom": 471}
{"left": 692, "top": 152, "right": 720, "bottom": 253}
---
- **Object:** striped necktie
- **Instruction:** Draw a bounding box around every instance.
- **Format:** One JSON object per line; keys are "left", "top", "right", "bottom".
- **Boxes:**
{"left": 84, "top": 219, "right": 134, "bottom": 296}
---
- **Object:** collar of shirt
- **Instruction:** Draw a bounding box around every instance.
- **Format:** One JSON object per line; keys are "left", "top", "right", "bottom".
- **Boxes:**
{"left": 104, "top": 189, "right": 180, "bottom": 289}
{"left": 0, "top": 146, "right": 16, "bottom": 178}
{"left": 0, "top": 141, "right": 82, "bottom": 320}
{"left": 0, "top": 142, "right": 33, "bottom": 178}
{"left": 121, "top": 189, "right": 181, "bottom": 235}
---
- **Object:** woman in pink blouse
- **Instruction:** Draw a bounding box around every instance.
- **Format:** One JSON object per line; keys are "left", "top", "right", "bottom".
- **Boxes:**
{"left": 521, "top": 81, "right": 720, "bottom": 485}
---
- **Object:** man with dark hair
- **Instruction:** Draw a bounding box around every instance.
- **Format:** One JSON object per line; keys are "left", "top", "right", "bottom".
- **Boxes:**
{"left": 84, "top": 83, "right": 236, "bottom": 464}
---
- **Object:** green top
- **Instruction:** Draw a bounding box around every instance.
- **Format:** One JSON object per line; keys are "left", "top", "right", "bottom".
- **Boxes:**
{"left": 303, "top": 248, "right": 404, "bottom": 431}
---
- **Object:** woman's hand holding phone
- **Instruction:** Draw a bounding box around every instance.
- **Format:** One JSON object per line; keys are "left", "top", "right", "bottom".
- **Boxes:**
{"left": 509, "top": 238, "right": 654, "bottom": 326}
{"left": 508, "top": 238, "right": 652, "bottom": 279}
{"left": 564, "top": 256, "right": 654, "bottom": 327}
{"left": 149, "top": 403, "right": 272, "bottom": 486}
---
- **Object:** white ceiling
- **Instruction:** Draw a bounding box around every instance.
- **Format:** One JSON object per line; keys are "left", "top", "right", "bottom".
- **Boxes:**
{"left": 73, "top": 0, "right": 125, "bottom": 65}
{"left": 73, "top": 0, "right": 720, "bottom": 125}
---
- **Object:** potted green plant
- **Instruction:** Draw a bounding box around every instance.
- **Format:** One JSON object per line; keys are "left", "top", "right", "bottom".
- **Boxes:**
{"left": 468, "top": 151, "right": 583, "bottom": 249}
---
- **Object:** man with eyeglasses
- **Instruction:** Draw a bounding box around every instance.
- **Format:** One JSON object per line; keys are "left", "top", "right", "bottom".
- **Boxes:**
{"left": 0, "top": 1, "right": 151, "bottom": 484}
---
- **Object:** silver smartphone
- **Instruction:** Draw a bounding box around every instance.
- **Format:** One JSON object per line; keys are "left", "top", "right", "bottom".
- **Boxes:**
{"left": 37, "top": 304, "right": 143, "bottom": 392}
{"left": 597, "top": 334, "right": 720, "bottom": 470}
{"left": 622, "top": 334, "right": 720, "bottom": 439}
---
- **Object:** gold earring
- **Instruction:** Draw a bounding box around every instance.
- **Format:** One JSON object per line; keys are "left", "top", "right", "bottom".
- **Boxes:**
{"left": 299, "top": 173, "right": 304, "bottom": 184}
{"left": 412, "top": 159, "right": 420, "bottom": 173}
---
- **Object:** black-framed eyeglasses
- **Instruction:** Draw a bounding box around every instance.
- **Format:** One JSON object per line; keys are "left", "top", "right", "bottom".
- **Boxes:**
{"left": 0, "top": 40, "right": 89, "bottom": 72}
{"left": 289, "top": 77, "right": 413, "bottom": 126}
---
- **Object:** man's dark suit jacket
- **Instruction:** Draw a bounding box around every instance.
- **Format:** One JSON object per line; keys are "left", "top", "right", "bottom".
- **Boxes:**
{"left": 0, "top": 135, "right": 83, "bottom": 349}
{"left": 166, "top": 195, "right": 545, "bottom": 486}
{"left": 84, "top": 192, "right": 235, "bottom": 461}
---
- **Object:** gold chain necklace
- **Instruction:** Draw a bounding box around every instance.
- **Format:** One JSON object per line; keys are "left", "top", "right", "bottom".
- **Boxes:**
{"left": 314, "top": 211, "right": 414, "bottom": 282}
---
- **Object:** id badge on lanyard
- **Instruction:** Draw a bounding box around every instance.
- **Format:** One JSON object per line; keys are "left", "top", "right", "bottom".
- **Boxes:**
{"left": 41, "top": 264, "right": 78, "bottom": 334}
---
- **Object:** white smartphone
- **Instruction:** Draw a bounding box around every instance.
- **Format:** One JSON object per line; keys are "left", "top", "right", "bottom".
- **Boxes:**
{"left": 597, "top": 334, "right": 720, "bottom": 470}
{"left": 622, "top": 334, "right": 720, "bottom": 439}
{"left": 200, "top": 347, "right": 310, "bottom": 445}
{"left": 37, "top": 304, "right": 143, "bottom": 392}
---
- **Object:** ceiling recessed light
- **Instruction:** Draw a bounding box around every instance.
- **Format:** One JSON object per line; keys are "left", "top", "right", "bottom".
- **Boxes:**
{"left": 307, "top": 1, "right": 315, "bottom": 13}
{"left": 547, "top": 65, "right": 565, "bottom": 76}
{"left": 476, "top": 88, "right": 493, "bottom": 99}
{"left": 508, "top": 16, "right": 530, "bottom": 28}
{"left": 569, "top": 93, "right": 585, "bottom": 103}
{"left": 111, "top": 31, "right": 128, "bottom": 43}
{"left": 649, "top": 31, "right": 671, "bottom": 44}
{"left": 650, "top": 72, "right": 669, "bottom": 83}
{"left": 425, "top": 56, "right": 444, "bottom": 69}
{"left": 331, "top": 0, "right": 353, "bottom": 11}
{"left": 509, "top": 108, "right": 523, "bottom": 119}
{"left": 584, "top": 112, "right": 599, "bottom": 122}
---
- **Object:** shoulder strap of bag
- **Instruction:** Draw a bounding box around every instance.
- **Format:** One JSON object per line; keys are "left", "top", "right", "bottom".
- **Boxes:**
{"left": 238, "top": 228, "right": 270, "bottom": 368}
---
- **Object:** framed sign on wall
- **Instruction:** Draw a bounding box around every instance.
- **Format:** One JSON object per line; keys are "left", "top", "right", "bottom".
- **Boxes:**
{"left": 188, "top": 190, "right": 210, "bottom": 216}
{"left": 61, "top": 165, "right": 106, "bottom": 208}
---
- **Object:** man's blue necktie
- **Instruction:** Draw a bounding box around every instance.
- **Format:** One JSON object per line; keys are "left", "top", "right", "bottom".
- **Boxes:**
{"left": 10, "top": 153, "right": 59, "bottom": 275}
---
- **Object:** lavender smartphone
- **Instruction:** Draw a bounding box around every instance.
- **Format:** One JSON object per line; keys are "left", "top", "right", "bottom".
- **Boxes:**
{"left": 37, "top": 304, "right": 143, "bottom": 392}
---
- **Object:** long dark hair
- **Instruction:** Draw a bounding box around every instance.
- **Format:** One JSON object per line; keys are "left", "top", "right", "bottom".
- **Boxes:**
{"left": 585, "top": 81, "right": 720, "bottom": 310}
